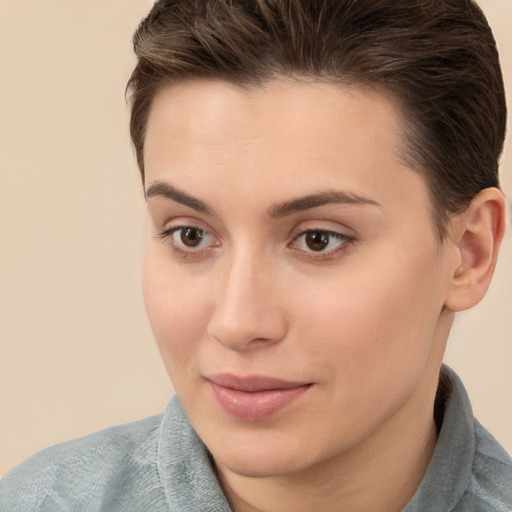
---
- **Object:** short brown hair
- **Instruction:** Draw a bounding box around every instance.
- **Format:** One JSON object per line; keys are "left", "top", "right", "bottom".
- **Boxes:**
{"left": 126, "top": 0, "right": 506, "bottom": 236}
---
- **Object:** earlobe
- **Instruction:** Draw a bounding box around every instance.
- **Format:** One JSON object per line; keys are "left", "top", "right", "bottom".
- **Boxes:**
{"left": 444, "top": 187, "right": 507, "bottom": 313}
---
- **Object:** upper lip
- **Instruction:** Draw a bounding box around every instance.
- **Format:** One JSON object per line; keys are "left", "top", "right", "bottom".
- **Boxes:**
{"left": 206, "top": 373, "right": 311, "bottom": 392}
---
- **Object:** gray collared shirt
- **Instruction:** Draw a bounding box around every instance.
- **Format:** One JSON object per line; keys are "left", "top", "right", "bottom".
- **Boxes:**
{"left": 1, "top": 366, "right": 511, "bottom": 511}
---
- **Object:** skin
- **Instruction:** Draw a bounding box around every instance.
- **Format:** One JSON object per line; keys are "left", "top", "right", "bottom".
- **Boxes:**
{"left": 142, "top": 79, "right": 505, "bottom": 512}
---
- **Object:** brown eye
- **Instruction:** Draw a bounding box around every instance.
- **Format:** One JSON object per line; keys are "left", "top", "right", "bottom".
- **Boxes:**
{"left": 305, "top": 231, "right": 330, "bottom": 252}
{"left": 180, "top": 227, "right": 205, "bottom": 247}
{"left": 292, "top": 229, "right": 353, "bottom": 258}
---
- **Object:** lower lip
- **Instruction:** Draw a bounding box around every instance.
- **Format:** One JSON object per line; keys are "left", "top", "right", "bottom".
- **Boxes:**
{"left": 209, "top": 382, "right": 311, "bottom": 421}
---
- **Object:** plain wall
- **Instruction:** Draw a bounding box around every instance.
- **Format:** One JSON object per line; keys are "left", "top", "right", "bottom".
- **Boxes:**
{"left": 1, "top": 0, "right": 511, "bottom": 477}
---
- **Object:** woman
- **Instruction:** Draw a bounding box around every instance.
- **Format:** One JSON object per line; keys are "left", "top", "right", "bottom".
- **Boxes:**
{"left": 1, "top": 1, "right": 511, "bottom": 510}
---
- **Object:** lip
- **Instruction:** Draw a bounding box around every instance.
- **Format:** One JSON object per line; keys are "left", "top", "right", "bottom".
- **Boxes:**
{"left": 206, "top": 373, "right": 312, "bottom": 421}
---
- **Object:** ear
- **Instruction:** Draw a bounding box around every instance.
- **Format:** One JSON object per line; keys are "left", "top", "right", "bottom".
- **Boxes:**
{"left": 444, "top": 187, "right": 507, "bottom": 313}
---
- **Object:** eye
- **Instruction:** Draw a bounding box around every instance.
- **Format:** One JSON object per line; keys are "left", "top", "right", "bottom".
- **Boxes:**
{"left": 157, "top": 224, "right": 219, "bottom": 258}
{"left": 175, "top": 227, "right": 207, "bottom": 248}
{"left": 292, "top": 229, "right": 354, "bottom": 258}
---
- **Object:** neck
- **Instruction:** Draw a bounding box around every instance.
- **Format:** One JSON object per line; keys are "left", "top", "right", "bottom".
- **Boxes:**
{"left": 218, "top": 415, "right": 437, "bottom": 512}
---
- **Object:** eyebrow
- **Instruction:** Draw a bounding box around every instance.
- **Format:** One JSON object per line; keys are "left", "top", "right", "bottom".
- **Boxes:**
{"left": 145, "top": 181, "right": 214, "bottom": 215}
{"left": 145, "top": 180, "right": 380, "bottom": 218}
{"left": 267, "top": 190, "right": 381, "bottom": 217}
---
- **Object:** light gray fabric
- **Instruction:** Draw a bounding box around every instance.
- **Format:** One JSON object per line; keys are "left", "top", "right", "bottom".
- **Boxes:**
{"left": 403, "top": 366, "right": 512, "bottom": 512}
{"left": 1, "top": 366, "right": 511, "bottom": 511}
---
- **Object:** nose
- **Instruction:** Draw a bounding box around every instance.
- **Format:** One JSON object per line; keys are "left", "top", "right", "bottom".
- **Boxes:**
{"left": 206, "top": 252, "right": 287, "bottom": 351}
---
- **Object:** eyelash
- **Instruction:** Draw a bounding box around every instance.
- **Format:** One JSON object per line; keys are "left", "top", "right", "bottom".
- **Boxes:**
{"left": 156, "top": 226, "right": 354, "bottom": 261}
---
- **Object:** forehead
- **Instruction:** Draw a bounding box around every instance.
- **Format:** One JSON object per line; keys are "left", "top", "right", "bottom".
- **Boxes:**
{"left": 145, "top": 79, "right": 404, "bottom": 157}
{"left": 144, "top": 79, "right": 431, "bottom": 223}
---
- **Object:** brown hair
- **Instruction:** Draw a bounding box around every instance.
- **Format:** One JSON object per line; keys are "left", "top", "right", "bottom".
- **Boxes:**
{"left": 126, "top": 0, "right": 506, "bottom": 236}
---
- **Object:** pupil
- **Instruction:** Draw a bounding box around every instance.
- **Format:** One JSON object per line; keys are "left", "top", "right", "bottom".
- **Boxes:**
{"left": 305, "top": 231, "right": 329, "bottom": 251}
{"left": 181, "top": 228, "right": 203, "bottom": 247}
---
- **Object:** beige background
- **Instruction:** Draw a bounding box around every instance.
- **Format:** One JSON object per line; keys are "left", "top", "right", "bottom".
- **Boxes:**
{"left": 0, "top": 0, "right": 511, "bottom": 477}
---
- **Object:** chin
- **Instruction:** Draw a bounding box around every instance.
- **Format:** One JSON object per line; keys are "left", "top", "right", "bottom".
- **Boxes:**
{"left": 215, "top": 451, "right": 308, "bottom": 479}
{"left": 207, "top": 429, "right": 322, "bottom": 479}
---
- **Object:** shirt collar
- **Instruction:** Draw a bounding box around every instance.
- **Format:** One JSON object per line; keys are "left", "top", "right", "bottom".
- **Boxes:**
{"left": 403, "top": 365, "right": 475, "bottom": 511}
{"left": 158, "top": 396, "right": 232, "bottom": 511}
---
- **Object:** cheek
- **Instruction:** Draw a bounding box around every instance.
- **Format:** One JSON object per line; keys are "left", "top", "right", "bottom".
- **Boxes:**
{"left": 283, "top": 260, "right": 445, "bottom": 440}
{"left": 142, "top": 245, "right": 212, "bottom": 375}
{"left": 290, "top": 249, "right": 445, "bottom": 382}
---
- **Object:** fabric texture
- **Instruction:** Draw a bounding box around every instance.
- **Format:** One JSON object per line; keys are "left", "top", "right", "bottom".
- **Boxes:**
{"left": 1, "top": 366, "right": 511, "bottom": 511}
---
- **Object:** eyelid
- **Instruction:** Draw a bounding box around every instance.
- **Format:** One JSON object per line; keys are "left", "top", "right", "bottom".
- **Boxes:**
{"left": 156, "top": 216, "right": 217, "bottom": 241}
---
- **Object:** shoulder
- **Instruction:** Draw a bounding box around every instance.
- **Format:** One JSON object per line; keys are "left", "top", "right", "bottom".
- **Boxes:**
{"left": 458, "top": 420, "right": 512, "bottom": 512}
{"left": 0, "top": 414, "right": 164, "bottom": 512}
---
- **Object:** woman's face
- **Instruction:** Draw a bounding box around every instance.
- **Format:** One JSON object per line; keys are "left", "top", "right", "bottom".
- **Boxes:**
{"left": 143, "top": 79, "right": 455, "bottom": 478}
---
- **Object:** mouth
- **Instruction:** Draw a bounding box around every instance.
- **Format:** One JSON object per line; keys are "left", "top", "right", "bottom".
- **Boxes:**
{"left": 206, "top": 373, "right": 313, "bottom": 421}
